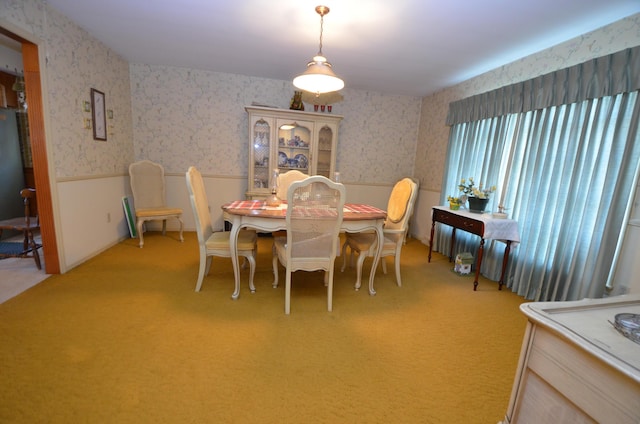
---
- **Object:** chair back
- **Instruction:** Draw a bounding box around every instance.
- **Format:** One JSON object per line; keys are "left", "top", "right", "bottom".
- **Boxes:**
{"left": 384, "top": 178, "right": 419, "bottom": 234}
{"left": 277, "top": 170, "right": 308, "bottom": 200}
{"left": 129, "top": 160, "right": 168, "bottom": 209}
{"left": 20, "top": 188, "right": 38, "bottom": 227}
{"left": 285, "top": 176, "right": 345, "bottom": 269}
{"left": 185, "top": 167, "right": 213, "bottom": 246}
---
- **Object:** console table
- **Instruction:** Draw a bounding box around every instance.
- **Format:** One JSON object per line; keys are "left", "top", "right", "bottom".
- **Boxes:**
{"left": 428, "top": 206, "right": 520, "bottom": 290}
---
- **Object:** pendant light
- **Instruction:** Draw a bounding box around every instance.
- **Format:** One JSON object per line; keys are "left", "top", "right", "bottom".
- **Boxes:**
{"left": 293, "top": 5, "right": 344, "bottom": 96}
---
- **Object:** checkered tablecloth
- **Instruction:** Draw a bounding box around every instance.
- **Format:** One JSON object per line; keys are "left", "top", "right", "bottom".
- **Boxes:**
{"left": 225, "top": 200, "right": 265, "bottom": 209}
{"left": 344, "top": 204, "right": 386, "bottom": 214}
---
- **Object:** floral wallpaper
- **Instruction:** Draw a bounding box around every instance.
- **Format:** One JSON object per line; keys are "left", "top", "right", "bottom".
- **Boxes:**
{"left": 415, "top": 13, "right": 640, "bottom": 193}
{"left": 2, "top": 0, "right": 135, "bottom": 179}
{"left": 129, "top": 64, "right": 421, "bottom": 183}
{"left": 2, "top": 0, "right": 638, "bottom": 189}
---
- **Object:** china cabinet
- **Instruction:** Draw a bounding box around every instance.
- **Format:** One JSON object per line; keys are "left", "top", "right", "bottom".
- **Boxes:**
{"left": 245, "top": 105, "right": 343, "bottom": 199}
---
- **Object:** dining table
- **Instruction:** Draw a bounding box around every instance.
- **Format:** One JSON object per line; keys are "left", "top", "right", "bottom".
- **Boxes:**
{"left": 222, "top": 200, "right": 387, "bottom": 299}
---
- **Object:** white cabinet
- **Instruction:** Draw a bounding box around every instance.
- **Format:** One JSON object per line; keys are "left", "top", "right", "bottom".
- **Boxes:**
{"left": 501, "top": 295, "right": 640, "bottom": 424}
{"left": 245, "top": 106, "right": 343, "bottom": 200}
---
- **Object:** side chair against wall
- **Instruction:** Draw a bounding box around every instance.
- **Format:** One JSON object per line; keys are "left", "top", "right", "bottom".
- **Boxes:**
{"left": 0, "top": 188, "right": 42, "bottom": 269}
{"left": 272, "top": 176, "right": 346, "bottom": 314}
{"left": 276, "top": 170, "right": 308, "bottom": 200}
{"left": 341, "top": 177, "right": 419, "bottom": 288}
{"left": 129, "top": 160, "right": 184, "bottom": 248}
{"left": 185, "top": 166, "right": 258, "bottom": 293}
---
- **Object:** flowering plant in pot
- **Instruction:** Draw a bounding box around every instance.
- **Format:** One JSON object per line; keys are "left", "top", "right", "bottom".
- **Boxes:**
{"left": 447, "top": 195, "right": 462, "bottom": 210}
{"left": 458, "top": 177, "right": 496, "bottom": 212}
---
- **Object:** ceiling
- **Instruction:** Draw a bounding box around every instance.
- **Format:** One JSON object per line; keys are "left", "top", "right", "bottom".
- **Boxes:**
{"left": 45, "top": 0, "right": 640, "bottom": 97}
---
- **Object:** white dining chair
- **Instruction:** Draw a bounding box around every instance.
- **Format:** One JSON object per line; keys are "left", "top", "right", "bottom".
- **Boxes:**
{"left": 272, "top": 176, "right": 346, "bottom": 314}
{"left": 186, "top": 166, "right": 258, "bottom": 294}
{"left": 341, "top": 177, "right": 419, "bottom": 288}
{"left": 276, "top": 170, "right": 308, "bottom": 200}
{"left": 129, "top": 160, "right": 184, "bottom": 248}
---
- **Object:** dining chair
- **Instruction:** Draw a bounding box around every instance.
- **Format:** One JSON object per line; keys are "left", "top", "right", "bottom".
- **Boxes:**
{"left": 276, "top": 170, "right": 308, "bottom": 200}
{"left": 186, "top": 166, "right": 258, "bottom": 293}
{"left": 129, "top": 160, "right": 184, "bottom": 248}
{"left": 272, "top": 175, "right": 346, "bottom": 314}
{"left": 0, "top": 188, "right": 42, "bottom": 269}
{"left": 341, "top": 177, "right": 419, "bottom": 288}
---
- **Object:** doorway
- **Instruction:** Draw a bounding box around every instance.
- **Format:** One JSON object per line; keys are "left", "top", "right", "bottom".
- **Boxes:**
{"left": 0, "top": 26, "right": 60, "bottom": 275}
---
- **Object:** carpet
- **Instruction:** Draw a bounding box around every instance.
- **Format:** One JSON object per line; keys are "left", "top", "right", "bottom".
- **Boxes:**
{"left": 0, "top": 232, "right": 528, "bottom": 423}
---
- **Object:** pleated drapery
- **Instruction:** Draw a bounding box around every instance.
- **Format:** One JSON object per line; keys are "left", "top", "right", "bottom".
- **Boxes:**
{"left": 446, "top": 46, "right": 640, "bottom": 125}
{"left": 439, "top": 46, "right": 640, "bottom": 301}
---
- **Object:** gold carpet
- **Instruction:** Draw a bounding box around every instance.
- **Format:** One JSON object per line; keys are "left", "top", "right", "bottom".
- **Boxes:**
{"left": 0, "top": 232, "right": 527, "bottom": 423}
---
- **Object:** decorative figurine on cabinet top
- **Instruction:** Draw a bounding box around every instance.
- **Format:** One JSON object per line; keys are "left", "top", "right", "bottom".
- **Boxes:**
{"left": 289, "top": 91, "right": 305, "bottom": 111}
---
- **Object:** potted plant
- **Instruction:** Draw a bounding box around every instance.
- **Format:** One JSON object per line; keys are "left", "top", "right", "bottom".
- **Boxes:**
{"left": 447, "top": 195, "right": 462, "bottom": 210}
{"left": 458, "top": 177, "right": 496, "bottom": 212}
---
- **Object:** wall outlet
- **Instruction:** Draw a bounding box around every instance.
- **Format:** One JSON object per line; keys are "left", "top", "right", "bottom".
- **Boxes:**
{"left": 106, "top": 212, "right": 111, "bottom": 223}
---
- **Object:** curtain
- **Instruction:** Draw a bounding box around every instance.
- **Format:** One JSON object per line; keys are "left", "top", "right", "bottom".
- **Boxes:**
{"left": 447, "top": 46, "right": 640, "bottom": 125}
{"left": 440, "top": 46, "right": 640, "bottom": 301}
{"left": 507, "top": 92, "right": 640, "bottom": 300}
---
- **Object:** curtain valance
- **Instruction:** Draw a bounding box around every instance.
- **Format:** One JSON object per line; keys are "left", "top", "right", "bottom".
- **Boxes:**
{"left": 446, "top": 46, "right": 640, "bottom": 125}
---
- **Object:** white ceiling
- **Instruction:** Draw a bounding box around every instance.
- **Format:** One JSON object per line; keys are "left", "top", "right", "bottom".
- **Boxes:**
{"left": 46, "top": 0, "right": 640, "bottom": 97}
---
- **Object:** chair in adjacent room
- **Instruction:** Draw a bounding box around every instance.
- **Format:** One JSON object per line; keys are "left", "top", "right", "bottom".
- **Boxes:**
{"left": 272, "top": 176, "right": 346, "bottom": 314}
{"left": 276, "top": 170, "right": 308, "bottom": 200}
{"left": 186, "top": 166, "right": 258, "bottom": 293}
{"left": 0, "top": 188, "right": 42, "bottom": 269}
{"left": 341, "top": 177, "right": 419, "bottom": 288}
{"left": 129, "top": 160, "right": 184, "bottom": 248}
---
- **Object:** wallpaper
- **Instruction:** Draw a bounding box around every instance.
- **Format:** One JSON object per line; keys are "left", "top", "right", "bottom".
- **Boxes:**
{"left": 415, "top": 13, "right": 640, "bottom": 193}
{"left": 129, "top": 64, "right": 421, "bottom": 184}
{"left": 2, "top": 0, "right": 638, "bottom": 189}
{"left": 1, "top": 0, "right": 135, "bottom": 179}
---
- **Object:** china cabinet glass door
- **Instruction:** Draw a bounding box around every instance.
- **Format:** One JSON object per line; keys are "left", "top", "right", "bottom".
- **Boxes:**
{"left": 316, "top": 125, "right": 334, "bottom": 178}
{"left": 277, "top": 119, "right": 312, "bottom": 175}
{"left": 252, "top": 119, "right": 271, "bottom": 191}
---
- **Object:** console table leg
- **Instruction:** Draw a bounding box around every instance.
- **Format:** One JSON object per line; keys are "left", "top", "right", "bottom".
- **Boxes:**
{"left": 429, "top": 218, "right": 435, "bottom": 262}
{"left": 449, "top": 228, "right": 456, "bottom": 262}
{"left": 498, "top": 240, "right": 512, "bottom": 290}
{"left": 474, "top": 238, "right": 485, "bottom": 291}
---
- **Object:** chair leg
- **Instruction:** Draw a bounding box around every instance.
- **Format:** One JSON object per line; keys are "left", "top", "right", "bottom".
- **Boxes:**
{"left": 394, "top": 251, "right": 402, "bottom": 287}
{"left": 195, "top": 254, "right": 210, "bottom": 292}
{"left": 136, "top": 219, "right": 145, "bottom": 248}
{"left": 27, "top": 230, "right": 41, "bottom": 270}
{"left": 177, "top": 216, "right": 184, "bottom": 242}
{"left": 272, "top": 245, "right": 279, "bottom": 288}
{"left": 285, "top": 269, "right": 292, "bottom": 314}
{"left": 327, "top": 268, "right": 334, "bottom": 312}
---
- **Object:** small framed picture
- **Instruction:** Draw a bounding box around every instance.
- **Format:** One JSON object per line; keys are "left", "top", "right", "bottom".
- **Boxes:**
{"left": 90, "top": 88, "right": 107, "bottom": 141}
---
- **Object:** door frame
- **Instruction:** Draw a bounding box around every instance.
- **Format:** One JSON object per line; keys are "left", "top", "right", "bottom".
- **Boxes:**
{"left": 1, "top": 22, "right": 63, "bottom": 274}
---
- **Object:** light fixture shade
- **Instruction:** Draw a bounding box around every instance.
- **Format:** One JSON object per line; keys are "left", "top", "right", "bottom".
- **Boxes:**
{"left": 293, "top": 56, "right": 344, "bottom": 95}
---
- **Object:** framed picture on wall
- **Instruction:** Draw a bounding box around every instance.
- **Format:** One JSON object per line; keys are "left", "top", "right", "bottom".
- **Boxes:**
{"left": 90, "top": 88, "right": 107, "bottom": 141}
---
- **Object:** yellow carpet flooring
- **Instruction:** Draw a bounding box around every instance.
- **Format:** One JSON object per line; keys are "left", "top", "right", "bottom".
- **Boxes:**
{"left": 0, "top": 232, "right": 528, "bottom": 423}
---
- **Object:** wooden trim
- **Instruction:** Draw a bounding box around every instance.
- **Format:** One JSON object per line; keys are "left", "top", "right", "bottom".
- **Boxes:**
{"left": 22, "top": 42, "right": 60, "bottom": 274}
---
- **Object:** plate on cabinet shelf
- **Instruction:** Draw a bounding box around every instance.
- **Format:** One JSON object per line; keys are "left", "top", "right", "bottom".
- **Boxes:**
{"left": 278, "top": 152, "right": 288, "bottom": 166}
{"left": 294, "top": 154, "right": 308, "bottom": 169}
